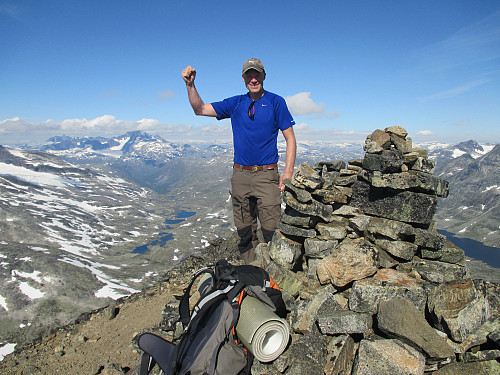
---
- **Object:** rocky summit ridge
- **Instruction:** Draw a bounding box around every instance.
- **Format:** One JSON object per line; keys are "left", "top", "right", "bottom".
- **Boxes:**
{"left": 2, "top": 126, "right": 499, "bottom": 374}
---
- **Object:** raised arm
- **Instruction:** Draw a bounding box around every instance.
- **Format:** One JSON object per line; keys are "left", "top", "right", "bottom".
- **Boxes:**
{"left": 181, "top": 66, "right": 217, "bottom": 117}
{"left": 279, "top": 126, "right": 297, "bottom": 190}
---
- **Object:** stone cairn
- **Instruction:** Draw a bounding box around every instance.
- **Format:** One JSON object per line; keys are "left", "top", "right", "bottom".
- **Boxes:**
{"left": 155, "top": 126, "right": 499, "bottom": 375}
{"left": 250, "top": 126, "right": 500, "bottom": 374}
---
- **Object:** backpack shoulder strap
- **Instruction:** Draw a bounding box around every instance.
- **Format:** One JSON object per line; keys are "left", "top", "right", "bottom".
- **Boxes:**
{"left": 137, "top": 332, "right": 176, "bottom": 375}
{"left": 179, "top": 266, "right": 215, "bottom": 327}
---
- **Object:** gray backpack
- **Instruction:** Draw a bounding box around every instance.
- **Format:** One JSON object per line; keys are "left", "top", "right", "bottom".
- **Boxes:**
{"left": 137, "top": 260, "right": 286, "bottom": 375}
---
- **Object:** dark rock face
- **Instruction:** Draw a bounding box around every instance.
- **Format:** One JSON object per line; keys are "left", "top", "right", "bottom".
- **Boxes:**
{"left": 362, "top": 149, "right": 405, "bottom": 173}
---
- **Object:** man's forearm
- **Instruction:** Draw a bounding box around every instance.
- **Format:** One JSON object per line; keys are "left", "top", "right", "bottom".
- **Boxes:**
{"left": 185, "top": 82, "right": 217, "bottom": 117}
{"left": 279, "top": 127, "right": 296, "bottom": 189}
{"left": 283, "top": 128, "right": 296, "bottom": 175}
{"left": 186, "top": 83, "right": 205, "bottom": 115}
{"left": 284, "top": 139, "right": 296, "bottom": 175}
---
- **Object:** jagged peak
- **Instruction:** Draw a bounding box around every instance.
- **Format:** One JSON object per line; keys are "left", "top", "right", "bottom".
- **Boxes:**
{"left": 455, "top": 139, "right": 484, "bottom": 153}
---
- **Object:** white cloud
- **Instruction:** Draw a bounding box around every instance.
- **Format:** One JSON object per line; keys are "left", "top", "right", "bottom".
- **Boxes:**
{"left": 199, "top": 124, "right": 231, "bottom": 135}
{"left": 0, "top": 116, "right": 193, "bottom": 144}
{"left": 158, "top": 90, "right": 175, "bottom": 101}
{"left": 155, "top": 123, "right": 193, "bottom": 134}
{"left": 137, "top": 118, "right": 163, "bottom": 130}
{"left": 415, "top": 130, "right": 434, "bottom": 136}
{"left": 292, "top": 122, "right": 311, "bottom": 131}
{"left": 59, "top": 115, "right": 119, "bottom": 131}
{"left": 0, "top": 117, "right": 25, "bottom": 132}
{"left": 290, "top": 123, "right": 368, "bottom": 143}
{"left": 285, "top": 92, "right": 325, "bottom": 116}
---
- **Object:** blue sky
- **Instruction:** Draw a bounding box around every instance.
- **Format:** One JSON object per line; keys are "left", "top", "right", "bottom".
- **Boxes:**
{"left": 1, "top": 0, "right": 499, "bottom": 146}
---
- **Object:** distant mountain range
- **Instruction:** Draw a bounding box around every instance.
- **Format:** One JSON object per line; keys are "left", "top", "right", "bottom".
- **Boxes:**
{"left": 431, "top": 140, "right": 500, "bottom": 248}
{"left": 13, "top": 131, "right": 500, "bottom": 249}
{"left": 1, "top": 131, "right": 498, "bottom": 349}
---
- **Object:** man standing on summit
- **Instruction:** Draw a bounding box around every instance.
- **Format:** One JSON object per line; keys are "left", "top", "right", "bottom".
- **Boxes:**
{"left": 182, "top": 58, "right": 296, "bottom": 263}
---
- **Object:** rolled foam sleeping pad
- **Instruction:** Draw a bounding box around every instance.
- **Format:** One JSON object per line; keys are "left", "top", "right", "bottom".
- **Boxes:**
{"left": 235, "top": 296, "right": 290, "bottom": 362}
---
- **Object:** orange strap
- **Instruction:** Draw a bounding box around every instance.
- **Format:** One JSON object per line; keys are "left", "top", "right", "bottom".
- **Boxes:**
{"left": 269, "top": 276, "right": 280, "bottom": 291}
{"left": 235, "top": 289, "right": 245, "bottom": 305}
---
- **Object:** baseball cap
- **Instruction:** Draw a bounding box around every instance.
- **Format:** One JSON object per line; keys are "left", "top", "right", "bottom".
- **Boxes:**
{"left": 242, "top": 58, "right": 265, "bottom": 74}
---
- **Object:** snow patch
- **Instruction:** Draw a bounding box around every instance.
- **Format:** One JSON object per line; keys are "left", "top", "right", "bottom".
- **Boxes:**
{"left": 94, "top": 285, "right": 131, "bottom": 300}
{"left": 451, "top": 149, "right": 466, "bottom": 158}
{"left": 58, "top": 256, "right": 139, "bottom": 300}
{"left": 481, "top": 144, "right": 495, "bottom": 154}
{"left": 110, "top": 136, "right": 131, "bottom": 151}
{"left": 0, "top": 294, "right": 8, "bottom": 311}
{"left": 0, "top": 343, "right": 16, "bottom": 361}
{"left": 0, "top": 162, "right": 69, "bottom": 187}
{"left": 18, "top": 282, "right": 45, "bottom": 299}
{"left": 482, "top": 185, "right": 499, "bottom": 193}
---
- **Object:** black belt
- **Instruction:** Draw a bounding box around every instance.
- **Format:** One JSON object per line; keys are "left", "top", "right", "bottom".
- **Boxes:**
{"left": 233, "top": 163, "right": 277, "bottom": 171}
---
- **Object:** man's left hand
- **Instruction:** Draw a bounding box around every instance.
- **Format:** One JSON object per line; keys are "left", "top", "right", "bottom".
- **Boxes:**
{"left": 279, "top": 171, "right": 293, "bottom": 191}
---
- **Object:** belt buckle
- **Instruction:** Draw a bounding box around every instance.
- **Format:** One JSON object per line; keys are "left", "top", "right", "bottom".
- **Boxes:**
{"left": 252, "top": 165, "right": 259, "bottom": 172}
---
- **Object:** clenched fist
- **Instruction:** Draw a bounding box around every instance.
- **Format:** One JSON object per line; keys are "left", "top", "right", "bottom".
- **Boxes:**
{"left": 182, "top": 66, "right": 196, "bottom": 84}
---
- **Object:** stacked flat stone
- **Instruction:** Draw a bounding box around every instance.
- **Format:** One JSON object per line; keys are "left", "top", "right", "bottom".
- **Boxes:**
{"left": 251, "top": 126, "right": 500, "bottom": 374}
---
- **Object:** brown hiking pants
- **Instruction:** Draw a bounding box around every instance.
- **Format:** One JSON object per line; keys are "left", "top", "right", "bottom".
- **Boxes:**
{"left": 231, "top": 165, "right": 281, "bottom": 263}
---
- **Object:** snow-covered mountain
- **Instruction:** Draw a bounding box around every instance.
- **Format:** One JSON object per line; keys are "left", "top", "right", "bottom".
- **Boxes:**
{"left": 0, "top": 144, "right": 233, "bottom": 348}
{"left": 37, "top": 131, "right": 198, "bottom": 172}
{"left": 430, "top": 140, "right": 496, "bottom": 176}
{"left": 430, "top": 142, "right": 500, "bottom": 248}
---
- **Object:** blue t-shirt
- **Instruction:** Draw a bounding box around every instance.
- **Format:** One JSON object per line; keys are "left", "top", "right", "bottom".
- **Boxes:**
{"left": 211, "top": 91, "right": 295, "bottom": 166}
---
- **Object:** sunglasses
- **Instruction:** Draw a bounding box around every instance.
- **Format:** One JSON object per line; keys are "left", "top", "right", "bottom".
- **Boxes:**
{"left": 248, "top": 101, "right": 255, "bottom": 120}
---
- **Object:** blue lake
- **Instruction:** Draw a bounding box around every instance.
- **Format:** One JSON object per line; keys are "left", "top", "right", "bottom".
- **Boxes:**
{"left": 438, "top": 230, "right": 500, "bottom": 268}
{"left": 133, "top": 233, "right": 174, "bottom": 254}
{"left": 165, "top": 209, "right": 196, "bottom": 224}
{"left": 133, "top": 210, "right": 196, "bottom": 254}
{"left": 165, "top": 219, "right": 184, "bottom": 225}
{"left": 175, "top": 210, "right": 196, "bottom": 219}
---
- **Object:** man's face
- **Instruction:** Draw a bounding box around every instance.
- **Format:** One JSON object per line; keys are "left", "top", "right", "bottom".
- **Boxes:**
{"left": 242, "top": 69, "right": 266, "bottom": 95}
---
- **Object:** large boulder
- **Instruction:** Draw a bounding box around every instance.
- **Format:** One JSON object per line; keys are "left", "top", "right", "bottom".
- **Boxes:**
{"left": 351, "top": 181, "right": 438, "bottom": 225}
{"left": 317, "top": 309, "right": 372, "bottom": 335}
{"left": 269, "top": 230, "right": 304, "bottom": 269}
{"left": 377, "top": 297, "right": 455, "bottom": 359}
{"left": 316, "top": 238, "right": 378, "bottom": 287}
{"left": 362, "top": 149, "right": 405, "bottom": 173}
{"left": 359, "top": 170, "right": 449, "bottom": 197}
{"left": 283, "top": 191, "right": 334, "bottom": 222}
{"left": 349, "top": 269, "right": 427, "bottom": 314}
{"left": 399, "top": 258, "right": 470, "bottom": 283}
{"left": 427, "top": 279, "right": 490, "bottom": 342}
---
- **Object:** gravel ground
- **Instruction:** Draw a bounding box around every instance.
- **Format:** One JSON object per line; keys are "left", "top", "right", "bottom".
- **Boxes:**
{"left": 0, "top": 283, "right": 177, "bottom": 374}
